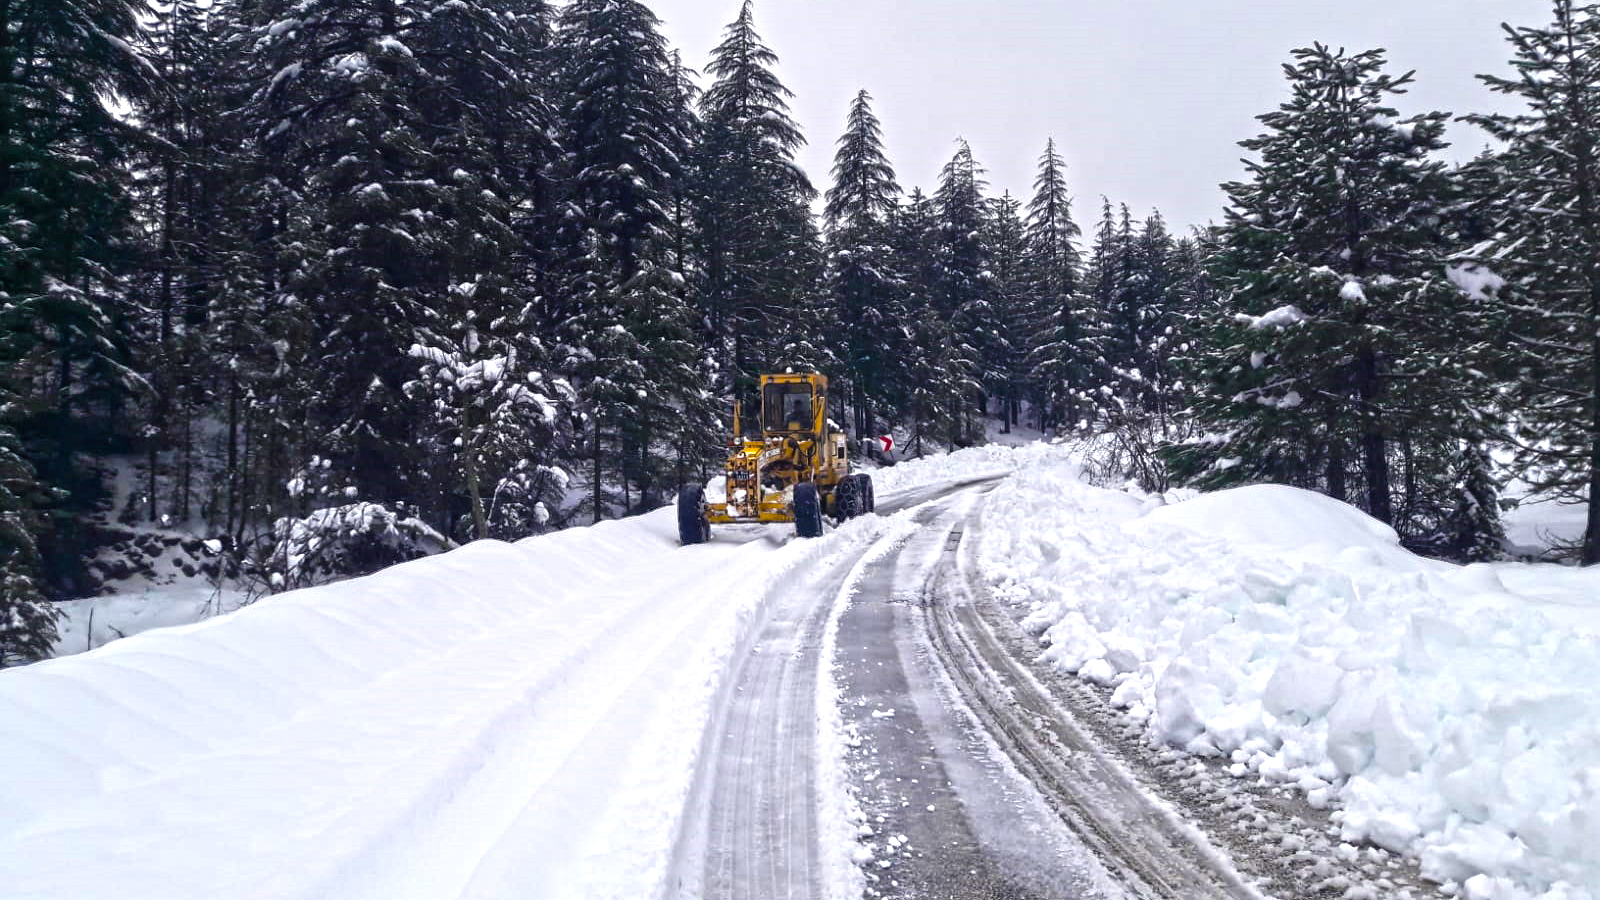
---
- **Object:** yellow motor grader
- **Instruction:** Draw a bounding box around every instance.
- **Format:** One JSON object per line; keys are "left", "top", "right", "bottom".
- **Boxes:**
{"left": 678, "top": 373, "right": 875, "bottom": 544}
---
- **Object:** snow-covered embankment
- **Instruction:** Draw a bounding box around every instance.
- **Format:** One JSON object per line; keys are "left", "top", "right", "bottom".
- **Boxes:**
{"left": 980, "top": 446, "right": 1600, "bottom": 900}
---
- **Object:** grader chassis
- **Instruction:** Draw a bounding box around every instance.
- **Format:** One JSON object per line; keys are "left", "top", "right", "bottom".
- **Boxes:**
{"left": 678, "top": 373, "right": 874, "bottom": 544}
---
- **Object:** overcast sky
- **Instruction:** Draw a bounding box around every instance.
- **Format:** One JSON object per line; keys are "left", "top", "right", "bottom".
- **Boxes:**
{"left": 648, "top": 0, "right": 1552, "bottom": 233}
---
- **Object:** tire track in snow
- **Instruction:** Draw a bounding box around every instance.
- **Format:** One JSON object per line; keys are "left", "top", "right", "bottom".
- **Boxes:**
{"left": 669, "top": 481, "right": 996, "bottom": 900}
{"left": 915, "top": 510, "right": 1268, "bottom": 900}
{"left": 671, "top": 536, "right": 879, "bottom": 900}
{"left": 833, "top": 488, "right": 1121, "bottom": 900}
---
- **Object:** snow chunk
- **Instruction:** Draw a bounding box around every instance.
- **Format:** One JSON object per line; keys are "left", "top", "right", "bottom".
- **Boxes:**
{"left": 1236, "top": 305, "right": 1308, "bottom": 330}
{"left": 1447, "top": 264, "right": 1506, "bottom": 301}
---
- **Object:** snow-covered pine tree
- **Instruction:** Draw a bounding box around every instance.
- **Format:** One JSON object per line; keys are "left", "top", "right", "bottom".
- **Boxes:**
{"left": 660, "top": 51, "right": 726, "bottom": 492}
{"left": 235, "top": 0, "right": 562, "bottom": 529}
{"left": 824, "top": 91, "right": 901, "bottom": 233}
{"left": 1124, "top": 210, "right": 1180, "bottom": 420}
{"left": 1465, "top": 0, "right": 1600, "bottom": 563}
{"left": 1075, "top": 197, "right": 1127, "bottom": 425}
{"left": 1100, "top": 204, "right": 1144, "bottom": 406}
{"left": 983, "top": 192, "right": 1032, "bottom": 433}
{"left": 0, "top": 410, "right": 59, "bottom": 665}
{"left": 1172, "top": 45, "right": 1484, "bottom": 534}
{"left": 693, "top": 0, "right": 823, "bottom": 403}
{"left": 556, "top": 0, "right": 702, "bottom": 520}
{"left": 824, "top": 89, "right": 905, "bottom": 438}
{"left": 1023, "top": 139, "right": 1088, "bottom": 431}
{"left": 932, "top": 140, "right": 995, "bottom": 445}
{"left": 1443, "top": 441, "right": 1507, "bottom": 561}
{"left": 404, "top": 290, "right": 576, "bottom": 541}
{"left": 0, "top": 0, "right": 155, "bottom": 592}
{"left": 892, "top": 188, "right": 965, "bottom": 453}
{"left": 241, "top": 0, "right": 439, "bottom": 504}
{"left": 128, "top": 0, "right": 238, "bottom": 527}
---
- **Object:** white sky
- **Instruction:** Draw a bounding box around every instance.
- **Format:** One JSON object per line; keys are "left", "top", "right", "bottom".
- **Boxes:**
{"left": 649, "top": 0, "right": 1552, "bottom": 233}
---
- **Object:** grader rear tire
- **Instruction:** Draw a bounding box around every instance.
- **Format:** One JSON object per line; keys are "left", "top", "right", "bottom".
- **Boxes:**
{"left": 856, "top": 473, "right": 875, "bottom": 513}
{"left": 794, "top": 482, "right": 823, "bottom": 538}
{"left": 834, "top": 475, "right": 863, "bottom": 521}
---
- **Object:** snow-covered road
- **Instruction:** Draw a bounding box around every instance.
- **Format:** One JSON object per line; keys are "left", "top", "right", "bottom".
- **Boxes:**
{"left": 5, "top": 442, "right": 1597, "bottom": 900}
{"left": 0, "top": 453, "right": 1050, "bottom": 900}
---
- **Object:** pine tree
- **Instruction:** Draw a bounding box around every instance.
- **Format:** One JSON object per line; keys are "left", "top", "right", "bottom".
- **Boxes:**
{"left": 1125, "top": 210, "right": 1179, "bottom": 420}
{"left": 231, "top": 0, "right": 565, "bottom": 532}
{"left": 824, "top": 90, "right": 904, "bottom": 438}
{"left": 557, "top": 0, "right": 702, "bottom": 520}
{"left": 130, "top": 0, "right": 238, "bottom": 527}
{"left": 1075, "top": 197, "right": 1126, "bottom": 424}
{"left": 892, "top": 188, "right": 964, "bottom": 453}
{"left": 1024, "top": 139, "right": 1086, "bottom": 430}
{"left": 983, "top": 192, "right": 1032, "bottom": 433}
{"left": 825, "top": 91, "right": 901, "bottom": 232}
{"left": 1466, "top": 0, "right": 1600, "bottom": 562}
{"left": 1172, "top": 45, "right": 1487, "bottom": 535}
{"left": 932, "top": 140, "right": 994, "bottom": 445}
{"left": 0, "top": 0, "right": 156, "bottom": 593}
{"left": 404, "top": 293, "right": 575, "bottom": 541}
{"left": 692, "top": 0, "right": 822, "bottom": 404}
{"left": 0, "top": 408, "right": 58, "bottom": 665}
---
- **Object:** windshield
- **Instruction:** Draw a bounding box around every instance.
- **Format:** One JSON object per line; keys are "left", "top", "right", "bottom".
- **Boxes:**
{"left": 762, "top": 384, "right": 814, "bottom": 432}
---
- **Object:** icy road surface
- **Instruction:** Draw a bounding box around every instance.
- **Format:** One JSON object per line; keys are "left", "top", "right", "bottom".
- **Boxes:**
{"left": 4, "top": 442, "right": 1598, "bottom": 900}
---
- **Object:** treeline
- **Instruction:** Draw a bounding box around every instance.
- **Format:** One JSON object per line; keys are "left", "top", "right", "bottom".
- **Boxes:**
{"left": 6, "top": 0, "right": 1600, "bottom": 661}
{"left": 0, "top": 0, "right": 1194, "bottom": 618}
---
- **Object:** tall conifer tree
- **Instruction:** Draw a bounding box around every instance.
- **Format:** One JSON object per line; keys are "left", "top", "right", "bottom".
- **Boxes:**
{"left": 824, "top": 90, "right": 903, "bottom": 437}
{"left": 1173, "top": 45, "right": 1489, "bottom": 535}
{"left": 1467, "top": 0, "right": 1600, "bottom": 562}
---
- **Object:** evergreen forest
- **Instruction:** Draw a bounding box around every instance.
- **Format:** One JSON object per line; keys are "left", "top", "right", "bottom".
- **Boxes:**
{"left": 6, "top": 0, "right": 1600, "bottom": 663}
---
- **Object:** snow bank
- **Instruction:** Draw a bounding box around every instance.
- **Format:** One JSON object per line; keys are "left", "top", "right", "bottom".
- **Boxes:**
{"left": 871, "top": 440, "right": 1023, "bottom": 493}
{"left": 980, "top": 450, "right": 1600, "bottom": 900}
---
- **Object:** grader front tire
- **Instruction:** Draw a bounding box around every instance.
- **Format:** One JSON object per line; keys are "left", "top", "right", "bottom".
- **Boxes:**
{"left": 794, "top": 482, "right": 823, "bottom": 538}
{"left": 677, "top": 485, "right": 711, "bottom": 545}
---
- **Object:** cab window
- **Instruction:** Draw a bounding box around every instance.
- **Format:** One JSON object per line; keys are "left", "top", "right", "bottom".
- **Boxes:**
{"left": 763, "top": 385, "right": 813, "bottom": 431}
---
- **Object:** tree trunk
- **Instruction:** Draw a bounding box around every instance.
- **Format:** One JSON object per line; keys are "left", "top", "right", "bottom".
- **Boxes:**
{"left": 1357, "top": 346, "right": 1392, "bottom": 523}
{"left": 180, "top": 402, "right": 193, "bottom": 522}
{"left": 1326, "top": 440, "right": 1347, "bottom": 503}
{"left": 147, "top": 443, "right": 160, "bottom": 523}
{"left": 592, "top": 425, "right": 603, "bottom": 525}
{"left": 465, "top": 448, "right": 487, "bottom": 541}
{"left": 226, "top": 377, "right": 240, "bottom": 539}
{"left": 236, "top": 412, "right": 252, "bottom": 546}
{"left": 1586, "top": 295, "right": 1600, "bottom": 564}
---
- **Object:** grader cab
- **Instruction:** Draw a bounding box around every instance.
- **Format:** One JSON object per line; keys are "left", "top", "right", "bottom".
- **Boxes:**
{"left": 677, "top": 373, "right": 875, "bottom": 544}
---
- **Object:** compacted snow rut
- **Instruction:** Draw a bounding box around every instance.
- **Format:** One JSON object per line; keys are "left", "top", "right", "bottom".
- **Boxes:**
{"left": 670, "top": 540, "right": 875, "bottom": 899}
{"left": 669, "top": 480, "right": 997, "bottom": 900}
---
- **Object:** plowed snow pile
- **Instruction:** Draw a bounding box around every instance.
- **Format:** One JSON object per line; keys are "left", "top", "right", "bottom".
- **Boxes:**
{"left": 981, "top": 447, "right": 1600, "bottom": 900}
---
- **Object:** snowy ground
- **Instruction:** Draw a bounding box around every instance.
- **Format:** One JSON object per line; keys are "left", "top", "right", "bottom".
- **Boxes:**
{"left": 0, "top": 451, "right": 1021, "bottom": 900}
{"left": 980, "top": 444, "right": 1600, "bottom": 900}
{"left": 52, "top": 585, "right": 250, "bottom": 657}
{"left": 8, "top": 438, "right": 1597, "bottom": 900}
